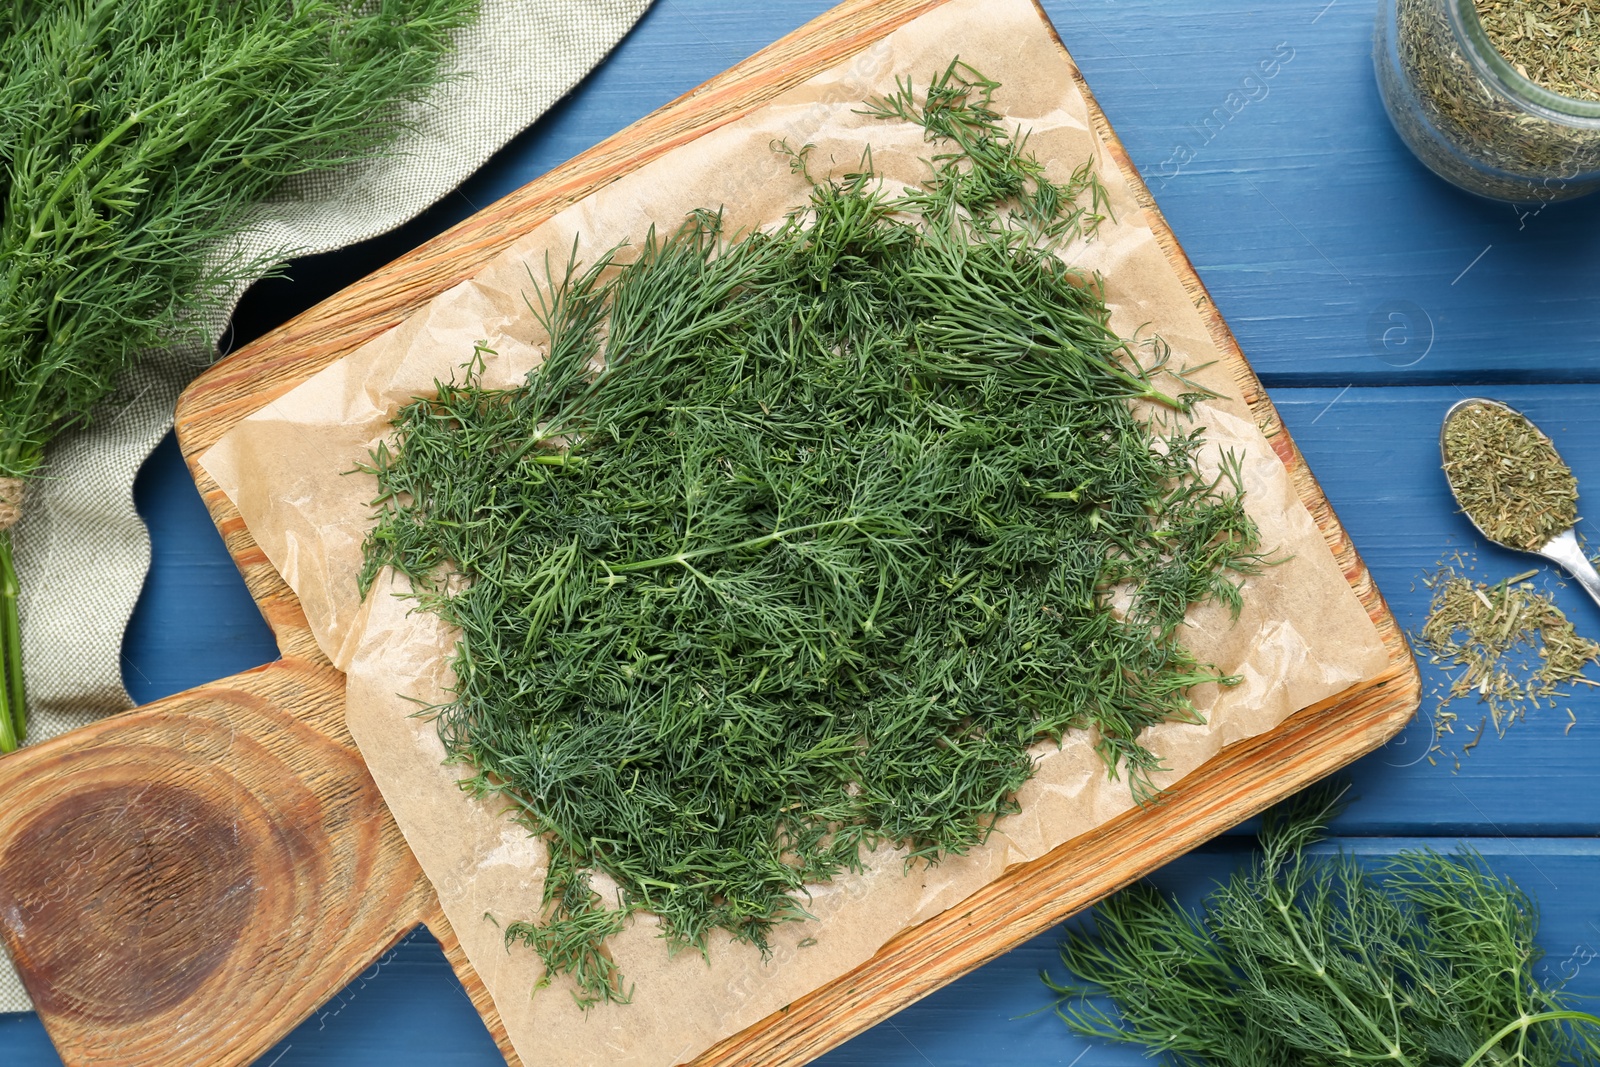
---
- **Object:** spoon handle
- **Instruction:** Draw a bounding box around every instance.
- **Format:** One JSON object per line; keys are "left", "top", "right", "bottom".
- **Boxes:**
{"left": 1538, "top": 528, "right": 1600, "bottom": 611}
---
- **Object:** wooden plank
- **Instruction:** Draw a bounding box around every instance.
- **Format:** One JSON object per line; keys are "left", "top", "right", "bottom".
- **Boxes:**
{"left": 126, "top": 2, "right": 1600, "bottom": 844}
{"left": 8, "top": 836, "right": 1594, "bottom": 1065}
{"left": 10, "top": 0, "right": 1600, "bottom": 1062}
{"left": 123, "top": 434, "right": 280, "bottom": 696}
{"left": 225, "top": 0, "right": 1600, "bottom": 390}
{"left": 125, "top": 384, "right": 1600, "bottom": 841}
{"left": 695, "top": 669, "right": 1415, "bottom": 1064}
{"left": 0, "top": 660, "right": 438, "bottom": 1065}
{"left": 196, "top": 0, "right": 1401, "bottom": 1062}
{"left": 810, "top": 838, "right": 1600, "bottom": 1066}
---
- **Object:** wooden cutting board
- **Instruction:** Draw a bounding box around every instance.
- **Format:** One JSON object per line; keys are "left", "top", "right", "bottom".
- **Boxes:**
{"left": 0, "top": 1, "right": 1420, "bottom": 1064}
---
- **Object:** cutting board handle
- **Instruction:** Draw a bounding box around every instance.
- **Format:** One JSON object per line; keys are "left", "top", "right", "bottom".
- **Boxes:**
{"left": 0, "top": 658, "right": 438, "bottom": 1066}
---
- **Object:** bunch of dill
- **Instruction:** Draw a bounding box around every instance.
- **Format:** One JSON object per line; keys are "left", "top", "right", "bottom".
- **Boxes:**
{"left": 1047, "top": 784, "right": 1600, "bottom": 1066}
{"left": 360, "top": 62, "right": 1263, "bottom": 1007}
{"left": 0, "top": 0, "right": 479, "bottom": 751}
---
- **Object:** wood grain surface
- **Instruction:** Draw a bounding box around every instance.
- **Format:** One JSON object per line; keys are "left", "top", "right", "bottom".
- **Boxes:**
{"left": 0, "top": 1, "right": 1417, "bottom": 1065}
{"left": 0, "top": 659, "right": 437, "bottom": 1064}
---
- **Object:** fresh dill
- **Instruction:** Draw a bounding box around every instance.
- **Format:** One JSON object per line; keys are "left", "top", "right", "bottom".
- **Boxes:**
{"left": 0, "top": 0, "right": 479, "bottom": 751}
{"left": 1046, "top": 782, "right": 1600, "bottom": 1066}
{"left": 360, "top": 61, "right": 1263, "bottom": 1007}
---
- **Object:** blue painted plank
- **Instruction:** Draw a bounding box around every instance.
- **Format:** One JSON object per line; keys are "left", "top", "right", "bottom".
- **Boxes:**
{"left": 231, "top": 1, "right": 1600, "bottom": 383}
{"left": 116, "top": 394, "right": 1600, "bottom": 837}
{"left": 123, "top": 433, "right": 280, "bottom": 702}
{"left": 55, "top": 402, "right": 1600, "bottom": 1056}
{"left": 1275, "top": 384, "right": 1600, "bottom": 837}
{"left": 815, "top": 839, "right": 1600, "bottom": 1067}
{"left": 13, "top": 839, "right": 1596, "bottom": 1065}
{"left": 1044, "top": 0, "right": 1600, "bottom": 386}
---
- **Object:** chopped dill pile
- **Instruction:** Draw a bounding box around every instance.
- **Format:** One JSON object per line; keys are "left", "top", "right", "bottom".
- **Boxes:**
{"left": 360, "top": 62, "right": 1263, "bottom": 1007}
{"left": 1416, "top": 565, "right": 1598, "bottom": 765}
{"left": 1046, "top": 782, "right": 1600, "bottom": 1066}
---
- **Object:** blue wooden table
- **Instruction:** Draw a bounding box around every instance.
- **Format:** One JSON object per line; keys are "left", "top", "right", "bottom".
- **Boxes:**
{"left": 5, "top": 1, "right": 1600, "bottom": 1062}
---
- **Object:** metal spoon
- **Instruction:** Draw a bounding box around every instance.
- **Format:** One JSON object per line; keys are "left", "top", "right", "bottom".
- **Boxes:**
{"left": 1441, "top": 397, "right": 1600, "bottom": 609}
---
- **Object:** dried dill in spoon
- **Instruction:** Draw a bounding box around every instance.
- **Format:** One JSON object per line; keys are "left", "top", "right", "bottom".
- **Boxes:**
{"left": 1427, "top": 402, "right": 1600, "bottom": 759}
{"left": 1441, "top": 399, "right": 1600, "bottom": 608}
{"left": 0, "top": 0, "right": 480, "bottom": 751}
{"left": 360, "top": 61, "right": 1264, "bottom": 1007}
{"left": 1442, "top": 399, "right": 1576, "bottom": 553}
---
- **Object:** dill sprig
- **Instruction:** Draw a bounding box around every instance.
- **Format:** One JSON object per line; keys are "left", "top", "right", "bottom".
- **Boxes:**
{"left": 860, "top": 60, "right": 1113, "bottom": 246}
{"left": 1047, "top": 783, "right": 1600, "bottom": 1066}
{"left": 360, "top": 62, "right": 1264, "bottom": 1007}
{"left": 0, "top": 0, "right": 479, "bottom": 751}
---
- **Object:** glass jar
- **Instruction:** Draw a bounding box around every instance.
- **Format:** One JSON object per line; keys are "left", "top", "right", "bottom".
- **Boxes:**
{"left": 1374, "top": 0, "right": 1600, "bottom": 203}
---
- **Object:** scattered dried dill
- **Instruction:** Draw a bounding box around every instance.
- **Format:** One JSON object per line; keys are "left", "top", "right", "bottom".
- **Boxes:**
{"left": 1416, "top": 566, "right": 1598, "bottom": 764}
{"left": 1441, "top": 400, "right": 1577, "bottom": 552}
{"left": 1478, "top": 0, "right": 1600, "bottom": 101}
{"left": 360, "top": 62, "right": 1264, "bottom": 1007}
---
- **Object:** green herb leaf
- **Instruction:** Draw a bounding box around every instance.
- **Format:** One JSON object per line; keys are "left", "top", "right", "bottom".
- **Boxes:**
{"left": 0, "top": 0, "right": 479, "bottom": 751}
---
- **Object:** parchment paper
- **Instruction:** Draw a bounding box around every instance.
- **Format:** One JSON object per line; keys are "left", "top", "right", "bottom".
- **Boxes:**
{"left": 201, "top": 1, "right": 1391, "bottom": 1063}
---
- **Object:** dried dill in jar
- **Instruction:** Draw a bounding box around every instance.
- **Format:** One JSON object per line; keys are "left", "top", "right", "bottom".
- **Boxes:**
{"left": 1441, "top": 399, "right": 1577, "bottom": 551}
{"left": 1375, "top": 0, "right": 1600, "bottom": 201}
{"left": 1478, "top": 1, "right": 1600, "bottom": 102}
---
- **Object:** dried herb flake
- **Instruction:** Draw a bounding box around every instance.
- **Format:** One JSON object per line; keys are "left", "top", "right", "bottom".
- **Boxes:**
{"left": 1416, "top": 565, "right": 1597, "bottom": 765}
